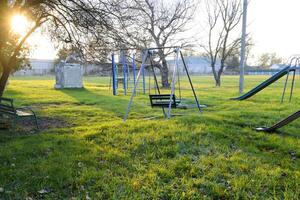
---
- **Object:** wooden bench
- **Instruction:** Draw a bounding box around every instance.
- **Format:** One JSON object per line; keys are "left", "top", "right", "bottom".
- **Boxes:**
{"left": 0, "top": 97, "right": 39, "bottom": 130}
{"left": 149, "top": 94, "right": 181, "bottom": 108}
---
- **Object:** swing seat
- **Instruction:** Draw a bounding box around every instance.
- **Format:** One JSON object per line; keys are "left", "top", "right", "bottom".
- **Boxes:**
{"left": 149, "top": 94, "right": 181, "bottom": 108}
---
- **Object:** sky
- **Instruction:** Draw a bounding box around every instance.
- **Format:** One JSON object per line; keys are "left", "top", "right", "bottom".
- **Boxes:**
{"left": 26, "top": 0, "right": 300, "bottom": 61}
{"left": 248, "top": 0, "right": 300, "bottom": 59}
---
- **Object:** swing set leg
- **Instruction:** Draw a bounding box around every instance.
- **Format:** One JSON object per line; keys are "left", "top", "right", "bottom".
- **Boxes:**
{"left": 179, "top": 50, "right": 202, "bottom": 113}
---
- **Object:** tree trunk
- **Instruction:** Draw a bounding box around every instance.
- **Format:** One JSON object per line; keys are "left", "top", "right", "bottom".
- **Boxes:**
{"left": 215, "top": 74, "right": 221, "bottom": 87}
{"left": 216, "top": 62, "right": 225, "bottom": 87}
{"left": 0, "top": 68, "right": 11, "bottom": 97}
{"left": 211, "top": 62, "right": 221, "bottom": 87}
{"left": 161, "top": 58, "right": 170, "bottom": 88}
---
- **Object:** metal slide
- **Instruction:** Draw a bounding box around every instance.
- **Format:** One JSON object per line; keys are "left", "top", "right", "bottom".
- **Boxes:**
{"left": 232, "top": 66, "right": 293, "bottom": 100}
{"left": 256, "top": 110, "right": 300, "bottom": 132}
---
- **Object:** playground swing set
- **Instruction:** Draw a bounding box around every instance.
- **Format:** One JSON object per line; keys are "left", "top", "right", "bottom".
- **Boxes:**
{"left": 123, "top": 47, "right": 203, "bottom": 121}
{"left": 108, "top": 46, "right": 300, "bottom": 133}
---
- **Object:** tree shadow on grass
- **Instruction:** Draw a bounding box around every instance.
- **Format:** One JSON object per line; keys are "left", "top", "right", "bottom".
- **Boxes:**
{"left": 3, "top": 89, "right": 26, "bottom": 100}
{"left": 59, "top": 88, "right": 134, "bottom": 118}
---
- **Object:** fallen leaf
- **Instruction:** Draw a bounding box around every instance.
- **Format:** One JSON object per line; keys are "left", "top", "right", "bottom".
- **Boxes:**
{"left": 38, "top": 188, "right": 49, "bottom": 194}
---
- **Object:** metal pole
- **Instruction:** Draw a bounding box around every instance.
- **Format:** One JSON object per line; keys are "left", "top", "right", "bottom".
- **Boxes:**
{"left": 127, "top": 58, "right": 130, "bottom": 90}
{"left": 239, "top": 0, "right": 248, "bottom": 94}
{"left": 281, "top": 70, "right": 290, "bottom": 103}
{"left": 124, "top": 50, "right": 149, "bottom": 121}
{"left": 122, "top": 51, "right": 127, "bottom": 95}
{"left": 180, "top": 50, "right": 202, "bottom": 113}
{"left": 133, "top": 53, "right": 137, "bottom": 85}
{"left": 112, "top": 54, "right": 117, "bottom": 95}
{"left": 148, "top": 69, "right": 151, "bottom": 94}
{"left": 289, "top": 69, "right": 296, "bottom": 102}
{"left": 142, "top": 61, "right": 146, "bottom": 94}
{"left": 167, "top": 48, "right": 180, "bottom": 118}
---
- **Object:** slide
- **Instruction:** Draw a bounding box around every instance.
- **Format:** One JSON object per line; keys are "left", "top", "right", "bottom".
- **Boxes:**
{"left": 256, "top": 110, "right": 300, "bottom": 132}
{"left": 232, "top": 66, "right": 293, "bottom": 100}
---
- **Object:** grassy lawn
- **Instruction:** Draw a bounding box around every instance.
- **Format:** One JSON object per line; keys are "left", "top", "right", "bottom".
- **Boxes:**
{"left": 0, "top": 75, "right": 300, "bottom": 199}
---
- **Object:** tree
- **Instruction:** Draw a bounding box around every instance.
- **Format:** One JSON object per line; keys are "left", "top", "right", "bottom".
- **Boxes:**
{"left": 111, "top": 0, "right": 196, "bottom": 88}
{"left": 0, "top": 0, "right": 110, "bottom": 96}
{"left": 256, "top": 53, "right": 283, "bottom": 68}
{"left": 200, "top": 0, "right": 243, "bottom": 86}
{"left": 225, "top": 37, "right": 252, "bottom": 72}
{"left": 54, "top": 46, "right": 84, "bottom": 66}
{"left": 54, "top": 47, "right": 72, "bottom": 65}
{"left": 225, "top": 53, "right": 240, "bottom": 72}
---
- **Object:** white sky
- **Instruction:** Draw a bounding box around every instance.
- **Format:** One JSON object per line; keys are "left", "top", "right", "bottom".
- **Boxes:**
{"left": 28, "top": 0, "right": 300, "bottom": 61}
{"left": 28, "top": 31, "right": 56, "bottom": 60}
{"left": 248, "top": 0, "right": 300, "bottom": 58}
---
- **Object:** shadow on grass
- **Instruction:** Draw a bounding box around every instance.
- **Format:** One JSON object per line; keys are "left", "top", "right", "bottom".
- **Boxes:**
{"left": 1, "top": 102, "right": 300, "bottom": 199}
{"left": 59, "top": 88, "right": 131, "bottom": 117}
{"left": 3, "top": 89, "right": 26, "bottom": 99}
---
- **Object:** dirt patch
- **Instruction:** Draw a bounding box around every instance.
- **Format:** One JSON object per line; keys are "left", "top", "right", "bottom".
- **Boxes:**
{"left": 24, "top": 116, "right": 70, "bottom": 130}
{"left": 0, "top": 116, "right": 70, "bottom": 132}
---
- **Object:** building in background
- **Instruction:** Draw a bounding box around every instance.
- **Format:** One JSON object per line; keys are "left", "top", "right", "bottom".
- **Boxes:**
{"left": 14, "top": 56, "right": 222, "bottom": 76}
{"left": 167, "top": 56, "right": 221, "bottom": 74}
{"left": 270, "top": 64, "right": 287, "bottom": 70}
{"left": 14, "top": 59, "right": 111, "bottom": 76}
{"left": 14, "top": 59, "right": 55, "bottom": 76}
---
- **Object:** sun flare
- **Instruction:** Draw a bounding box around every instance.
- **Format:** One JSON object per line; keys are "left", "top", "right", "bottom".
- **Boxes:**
{"left": 11, "top": 15, "right": 29, "bottom": 36}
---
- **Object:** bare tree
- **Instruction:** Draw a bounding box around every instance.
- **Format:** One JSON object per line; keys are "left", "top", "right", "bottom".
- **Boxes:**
{"left": 225, "top": 38, "right": 253, "bottom": 72}
{"left": 0, "top": 0, "right": 111, "bottom": 96}
{"left": 256, "top": 53, "right": 283, "bottom": 69}
{"left": 111, "top": 0, "right": 196, "bottom": 88}
{"left": 201, "top": 0, "right": 243, "bottom": 86}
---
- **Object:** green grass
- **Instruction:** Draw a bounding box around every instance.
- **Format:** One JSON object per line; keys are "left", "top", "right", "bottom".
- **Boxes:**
{"left": 0, "top": 75, "right": 300, "bottom": 199}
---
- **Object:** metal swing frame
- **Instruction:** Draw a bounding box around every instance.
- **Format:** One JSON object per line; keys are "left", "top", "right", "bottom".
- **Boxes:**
{"left": 123, "top": 47, "right": 202, "bottom": 121}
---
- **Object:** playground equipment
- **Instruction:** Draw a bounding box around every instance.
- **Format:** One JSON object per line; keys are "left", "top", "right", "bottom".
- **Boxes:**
{"left": 232, "top": 56, "right": 300, "bottom": 102}
{"left": 256, "top": 110, "right": 300, "bottom": 132}
{"left": 111, "top": 50, "right": 146, "bottom": 95}
{"left": 233, "top": 56, "right": 300, "bottom": 132}
{"left": 123, "top": 47, "right": 203, "bottom": 121}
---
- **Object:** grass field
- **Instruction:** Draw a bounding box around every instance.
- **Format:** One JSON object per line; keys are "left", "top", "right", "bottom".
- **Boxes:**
{"left": 0, "top": 75, "right": 300, "bottom": 199}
